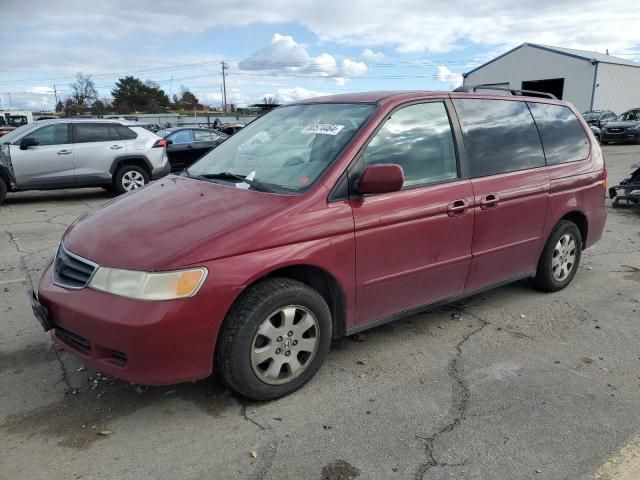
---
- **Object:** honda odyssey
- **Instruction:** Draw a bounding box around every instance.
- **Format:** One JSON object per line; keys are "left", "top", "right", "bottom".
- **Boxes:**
{"left": 31, "top": 89, "right": 607, "bottom": 400}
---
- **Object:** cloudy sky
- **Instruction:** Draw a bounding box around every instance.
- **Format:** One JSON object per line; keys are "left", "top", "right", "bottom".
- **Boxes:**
{"left": 1, "top": 0, "right": 639, "bottom": 110}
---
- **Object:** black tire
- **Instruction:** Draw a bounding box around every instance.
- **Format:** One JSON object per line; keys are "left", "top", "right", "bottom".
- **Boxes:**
{"left": 0, "top": 177, "right": 7, "bottom": 205}
{"left": 532, "top": 220, "right": 582, "bottom": 292}
{"left": 216, "top": 278, "right": 332, "bottom": 401}
{"left": 113, "top": 165, "right": 149, "bottom": 195}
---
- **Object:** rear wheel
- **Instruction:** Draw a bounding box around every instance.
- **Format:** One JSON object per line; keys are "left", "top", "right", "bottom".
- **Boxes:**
{"left": 216, "top": 278, "right": 332, "bottom": 400}
{"left": 532, "top": 220, "right": 582, "bottom": 292}
{"left": 0, "top": 177, "right": 7, "bottom": 205}
{"left": 114, "top": 165, "right": 149, "bottom": 194}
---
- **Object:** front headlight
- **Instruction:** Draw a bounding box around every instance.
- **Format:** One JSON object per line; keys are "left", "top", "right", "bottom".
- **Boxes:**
{"left": 88, "top": 267, "right": 207, "bottom": 300}
{"left": 627, "top": 124, "right": 640, "bottom": 132}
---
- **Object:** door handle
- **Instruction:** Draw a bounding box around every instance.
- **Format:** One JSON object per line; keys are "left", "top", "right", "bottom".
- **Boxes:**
{"left": 447, "top": 199, "right": 469, "bottom": 216}
{"left": 57, "top": 150, "right": 71, "bottom": 155}
{"left": 480, "top": 193, "right": 499, "bottom": 209}
{"left": 110, "top": 145, "right": 124, "bottom": 150}
{"left": 186, "top": 145, "right": 193, "bottom": 149}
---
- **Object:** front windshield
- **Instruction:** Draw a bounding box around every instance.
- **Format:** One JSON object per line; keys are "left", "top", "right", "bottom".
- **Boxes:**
{"left": 620, "top": 111, "right": 640, "bottom": 122}
{"left": 187, "top": 103, "right": 376, "bottom": 193}
{"left": 0, "top": 122, "right": 40, "bottom": 144}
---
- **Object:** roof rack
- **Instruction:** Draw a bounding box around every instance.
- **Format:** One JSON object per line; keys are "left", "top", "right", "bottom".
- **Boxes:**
{"left": 453, "top": 84, "right": 557, "bottom": 100}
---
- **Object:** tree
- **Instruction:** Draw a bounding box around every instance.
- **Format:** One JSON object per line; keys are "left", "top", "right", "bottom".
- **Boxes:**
{"left": 55, "top": 100, "right": 64, "bottom": 113}
{"left": 69, "top": 73, "right": 98, "bottom": 110}
{"left": 111, "top": 76, "right": 170, "bottom": 113}
{"left": 171, "top": 86, "right": 202, "bottom": 110}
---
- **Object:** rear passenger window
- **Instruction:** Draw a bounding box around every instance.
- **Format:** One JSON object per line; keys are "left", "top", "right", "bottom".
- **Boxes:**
{"left": 362, "top": 102, "right": 458, "bottom": 187}
{"left": 527, "top": 103, "right": 589, "bottom": 165}
{"left": 194, "top": 130, "right": 213, "bottom": 141}
{"left": 74, "top": 124, "right": 117, "bottom": 143}
{"left": 453, "top": 99, "right": 545, "bottom": 177}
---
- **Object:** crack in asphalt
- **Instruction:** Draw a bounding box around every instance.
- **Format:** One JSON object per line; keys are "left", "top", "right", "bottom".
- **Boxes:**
{"left": 242, "top": 404, "right": 269, "bottom": 431}
{"left": 415, "top": 309, "right": 489, "bottom": 479}
{"left": 5, "top": 229, "right": 72, "bottom": 392}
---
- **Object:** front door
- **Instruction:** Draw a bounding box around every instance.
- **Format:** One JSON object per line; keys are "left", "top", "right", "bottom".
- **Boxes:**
{"left": 10, "top": 123, "right": 74, "bottom": 188}
{"left": 351, "top": 101, "right": 475, "bottom": 325}
{"left": 451, "top": 97, "right": 550, "bottom": 291}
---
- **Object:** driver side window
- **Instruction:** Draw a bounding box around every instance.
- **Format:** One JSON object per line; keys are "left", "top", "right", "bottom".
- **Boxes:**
{"left": 20, "top": 124, "right": 70, "bottom": 146}
{"left": 362, "top": 102, "right": 458, "bottom": 188}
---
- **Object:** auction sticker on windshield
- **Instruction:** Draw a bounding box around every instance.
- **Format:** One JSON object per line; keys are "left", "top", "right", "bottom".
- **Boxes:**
{"left": 301, "top": 124, "right": 345, "bottom": 135}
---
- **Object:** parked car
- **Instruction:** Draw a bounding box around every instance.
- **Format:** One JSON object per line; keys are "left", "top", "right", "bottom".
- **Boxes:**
{"left": 31, "top": 91, "right": 606, "bottom": 400}
{"left": 158, "top": 127, "right": 228, "bottom": 172}
{"left": 581, "top": 110, "right": 617, "bottom": 128}
{"left": 0, "top": 119, "right": 170, "bottom": 204}
{"left": 600, "top": 109, "right": 640, "bottom": 144}
{"left": 590, "top": 125, "right": 601, "bottom": 142}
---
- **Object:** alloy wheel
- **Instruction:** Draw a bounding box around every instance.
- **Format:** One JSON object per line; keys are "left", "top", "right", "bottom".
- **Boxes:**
{"left": 552, "top": 233, "right": 577, "bottom": 281}
{"left": 250, "top": 305, "right": 320, "bottom": 385}
{"left": 121, "top": 171, "right": 146, "bottom": 191}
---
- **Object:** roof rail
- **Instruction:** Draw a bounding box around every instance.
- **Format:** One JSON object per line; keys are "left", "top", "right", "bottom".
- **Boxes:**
{"left": 453, "top": 84, "right": 557, "bottom": 100}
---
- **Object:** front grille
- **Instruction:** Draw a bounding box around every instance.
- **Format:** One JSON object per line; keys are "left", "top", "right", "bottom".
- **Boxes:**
{"left": 607, "top": 128, "right": 624, "bottom": 133}
{"left": 52, "top": 244, "right": 97, "bottom": 289}
{"left": 56, "top": 326, "right": 91, "bottom": 352}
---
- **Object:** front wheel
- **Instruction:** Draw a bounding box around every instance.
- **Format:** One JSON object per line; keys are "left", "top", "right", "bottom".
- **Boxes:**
{"left": 216, "top": 278, "right": 332, "bottom": 400}
{"left": 114, "top": 165, "right": 149, "bottom": 194}
{"left": 532, "top": 220, "right": 582, "bottom": 292}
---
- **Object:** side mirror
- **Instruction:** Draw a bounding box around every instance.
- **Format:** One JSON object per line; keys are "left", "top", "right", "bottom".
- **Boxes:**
{"left": 357, "top": 164, "right": 404, "bottom": 194}
{"left": 20, "top": 137, "right": 38, "bottom": 150}
{"left": 165, "top": 139, "right": 173, "bottom": 145}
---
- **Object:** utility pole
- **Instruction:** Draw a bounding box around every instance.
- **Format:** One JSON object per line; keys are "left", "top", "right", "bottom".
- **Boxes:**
{"left": 53, "top": 85, "right": 59, "bottom": 109}
{"left": 220, "top": 60, "right": 228, "bottom": 113}
{"left": 169, "top": 76, "right": 173, "bottom": 101}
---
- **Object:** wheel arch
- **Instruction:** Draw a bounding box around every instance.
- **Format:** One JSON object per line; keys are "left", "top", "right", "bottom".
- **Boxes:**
{"left": 560, "top": 210, "right": 588, "bottom": 248}
{"left": 109, "top": 155, "right": 152, "bottom": 177}
{"left": 226, "top": 263, "right": 348, "bottom": 340}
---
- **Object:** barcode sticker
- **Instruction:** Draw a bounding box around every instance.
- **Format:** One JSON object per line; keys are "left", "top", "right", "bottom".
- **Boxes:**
{"left": 301, "top": 123, "right": 345, "bottom": 135}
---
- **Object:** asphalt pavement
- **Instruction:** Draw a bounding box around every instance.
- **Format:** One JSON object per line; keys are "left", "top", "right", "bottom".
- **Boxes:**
{"left": 1, "top": 145, "right": 639, "bottom": 480}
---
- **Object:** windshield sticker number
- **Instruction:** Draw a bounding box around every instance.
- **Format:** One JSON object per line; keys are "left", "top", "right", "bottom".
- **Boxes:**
{"left": 301, "top": 124, "right": 345, "bottom": 135}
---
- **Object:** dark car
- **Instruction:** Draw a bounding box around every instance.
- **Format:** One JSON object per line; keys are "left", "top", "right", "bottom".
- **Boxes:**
{"left": 159, "top": 127, "right": 228, "bottom": 172}
{"left": 600, "top": 109, "right": 640, "bottom": 144}
{"left": 581, "top": 110, "right": 617, "bottom": 128}
{"left": 33, "top": 90, "right": 606, "bottom": 401}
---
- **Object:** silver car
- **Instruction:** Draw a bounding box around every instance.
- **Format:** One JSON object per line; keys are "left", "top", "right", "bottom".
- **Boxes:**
{"left": 0, "top": 119, "right": 170, "bottom": 204}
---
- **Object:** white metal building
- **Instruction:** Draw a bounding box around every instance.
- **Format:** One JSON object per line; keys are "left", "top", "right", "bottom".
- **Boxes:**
{"left": 463, "top": 43, "right": 640, "bottom": 114}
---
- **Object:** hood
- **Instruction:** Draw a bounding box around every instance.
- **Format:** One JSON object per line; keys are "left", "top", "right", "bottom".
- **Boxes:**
{"left": 603, "top": 120, "right": 640, "bottom": 129}
{"left": 63, "top": 176, "right": 297, "bottom": 270}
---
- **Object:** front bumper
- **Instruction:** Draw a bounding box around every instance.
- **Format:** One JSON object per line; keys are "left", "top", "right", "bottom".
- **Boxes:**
{"left": 601, "top": 131, "right": 640, "bottom": 143}
{"left": 37, "top": 263, "right": 236, "bottom": 385}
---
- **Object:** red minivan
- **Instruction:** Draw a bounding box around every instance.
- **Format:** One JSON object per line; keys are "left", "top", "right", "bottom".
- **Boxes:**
{"left": 32, "top": 89, "right": 607, "bottom": 400}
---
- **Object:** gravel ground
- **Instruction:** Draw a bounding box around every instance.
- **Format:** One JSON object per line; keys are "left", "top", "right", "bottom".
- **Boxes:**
{"left": 1, "top": 145, "right": 639, "bottom": 480}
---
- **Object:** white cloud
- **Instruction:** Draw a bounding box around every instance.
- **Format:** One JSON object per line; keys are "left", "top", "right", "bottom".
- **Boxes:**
{"left": 28, "top": 86, "right": 55, "bottom": 95}
{"left": 239, "top": 33, "right": 367, "bottom": 84}
{"left": 3, "top": 1, "right": 638, "bottom": 55}
{"left": 435, "top": 66, "right": 463, "bottom": 89}
{"left": 361, "top": 49, "right": 385, "bottom": 62}
{"left": 264, "top": 87, "right": 330, "bottom": 103}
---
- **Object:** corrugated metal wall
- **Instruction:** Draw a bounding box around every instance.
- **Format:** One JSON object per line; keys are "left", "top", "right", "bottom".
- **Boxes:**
{"left": 464, "top": 45, "right": 596, "bottom": 112}
{"left": 593, "top": 63, "right": 640, "bottom": 113}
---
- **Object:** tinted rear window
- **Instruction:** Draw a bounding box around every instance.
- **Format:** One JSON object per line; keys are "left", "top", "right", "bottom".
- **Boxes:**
{"left": 453, "top": 99, "right": 545, "bottom": 177}
{"left": 74, "top": 124, "right": 122, "bottom": 143}
{"left": 116, "top": 125, "right": 137, "bottom": 139}
{"left": 528, "top": 102, "right": 589, "bottom": 165}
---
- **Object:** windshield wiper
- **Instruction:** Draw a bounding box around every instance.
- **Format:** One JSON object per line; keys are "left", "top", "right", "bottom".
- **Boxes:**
{"left": 185, "top": 170, "right": 271, "bottom": 192}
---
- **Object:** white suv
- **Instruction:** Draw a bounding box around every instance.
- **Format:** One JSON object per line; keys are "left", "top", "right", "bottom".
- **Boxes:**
{"left": 0, "top": 119, "right": 170, "bottom": 204}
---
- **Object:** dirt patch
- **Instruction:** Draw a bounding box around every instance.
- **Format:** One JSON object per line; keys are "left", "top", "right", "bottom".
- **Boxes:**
{"left": 0, "top": 378, "right": 240, "bottom": 449}
{"left": 321, "top": 460, "right": 360, "bottom": 480}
